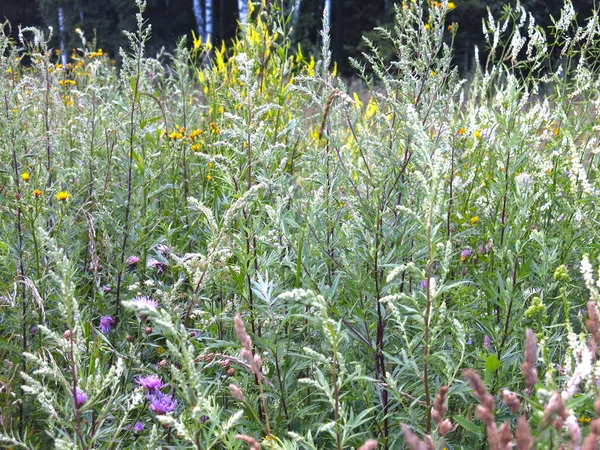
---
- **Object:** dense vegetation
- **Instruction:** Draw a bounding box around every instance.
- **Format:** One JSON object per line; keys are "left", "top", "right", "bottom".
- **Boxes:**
{"left": 3, "top": 0, "right": 600, "bottom": 448}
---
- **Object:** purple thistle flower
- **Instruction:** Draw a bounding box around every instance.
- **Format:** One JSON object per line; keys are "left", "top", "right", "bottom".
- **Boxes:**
{"left": 460, "top": 248, "right": 472, "bottom": 261}
{"left": 516, "top": 172, "right": 532, "bottom": 186}
{"left": 74, "top": 387, "right": 88, "bottom": 407}
{"left": 102, "top": 285, "right": 111, "bottom": 293}
{"left": 148, "top": 392, "right": 178, "bottom": 415}
{"left": 156, "top": 244, "right": 172, "bottom": 257}
{"left": 131, "top": 296, "right": 159, "bottom": 311}
{"left": 479, "top": 241, "right": 492, "bottom": 254}
{"left": 147, "top": 258, "right": 166, "bottom": 273}
{"left": 466, "top": 337, "right": 472, "bottom": 345}
{"left": 419, "top": 279, "right": 428, "bottom": 289}
{"left": 133, "top": 421, "right": 144, "bottom": 432}
{"left": 484, "top": 335, "right": 492, "bottom": 351}
{"left": 100, "top": 316, "right": 115, "bottom": 334}
{"left": 126, "top": 255, "right": 140, "bottom": 266}
{"left": 136, "top": 374, "right": 163, "bottom": 392}
{"left": 0, "top": 291, "right": 15, "bottom": 305}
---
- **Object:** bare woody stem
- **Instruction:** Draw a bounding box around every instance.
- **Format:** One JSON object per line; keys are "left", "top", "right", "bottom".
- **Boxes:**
{"left": 6, "top": 92, "right": 28, "bottom": 436}
{"left": 115, "top": 37, "right": 144, "bottom": 320}
{"left": 69, "top": 336, "right": 86, "bottom": 450}
{"left": 423, "top": 193, "right": 435, "bottom": 434}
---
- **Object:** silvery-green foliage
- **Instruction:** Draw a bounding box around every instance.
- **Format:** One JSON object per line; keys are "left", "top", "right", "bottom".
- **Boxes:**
{"left": 4, "top": 0, "right": 600, "bottom": 448}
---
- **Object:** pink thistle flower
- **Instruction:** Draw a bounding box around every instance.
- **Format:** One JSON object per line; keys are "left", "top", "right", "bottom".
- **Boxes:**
{"left": 131, "top": 296, "right": 159, "bottom": 311}
{"left": 73, "top": 387, "right": 88, "bottom": 407}
{"left": 126, "top": 255, "right": 140, "bottom": 266}
{"left": 148, "top": 392, "right": 177, "bottom": 415}
{"left": 100, "top": 316, "right": 115, "bottom": 334}
{"left": 136, "top": 374, "right": 163, "bottom": 392}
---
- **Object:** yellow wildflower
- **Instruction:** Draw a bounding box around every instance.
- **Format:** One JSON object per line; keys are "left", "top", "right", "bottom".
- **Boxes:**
{"left": 55, "top": 191, "right": 70, "bottom": 201}
{"left": 471, "top": 216, "right": 479, "bottom": 225}
{"left": 458, "top": 127, "right": 466, "bottom": 135}
{"left": 475, "top": 129, "right": 482, "bottom": 139}
{"left": 579, "top": 415, "right": 591, "bottom": 425}
{"left": 21, "top": 172, "right": 30, "bottom": 182}
{"left": 33, "top": 189, "right": 43, "bottom": 198}
{"left": 169, "top": 131, "right": 183, "bottom": 140}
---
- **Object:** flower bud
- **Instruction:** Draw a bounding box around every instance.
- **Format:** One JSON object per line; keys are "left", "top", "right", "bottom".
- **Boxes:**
{"left": 229, "top": 384, "right": 244, "bottom": 401}
{"left": 438, "top": 419, "right": 452, "bottom": 436}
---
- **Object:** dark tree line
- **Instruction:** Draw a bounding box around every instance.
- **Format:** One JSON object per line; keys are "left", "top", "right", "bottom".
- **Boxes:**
{"left": 1, "top": 0, "right": 598, "bottom": 72}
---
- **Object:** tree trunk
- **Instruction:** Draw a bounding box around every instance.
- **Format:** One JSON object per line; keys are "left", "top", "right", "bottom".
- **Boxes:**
{"left": 192, "top": 0, "right": 204, "bottom": 36}
{"left": 58, "top": 6, "right": 67, "bottom": 67}
{"left": 205, "top": 0, "right": 213, "bottom": 41}
{"left": 291, "top": 0, "right": 301, "bottom": 38}
{"left": 333, "top": 0, "right": 342, "bottom": 66}
{"left": 213, "top": 0, "right": 238, "bottom": 44}
{"left": 383, "top": 0, "right": 390, "bottom": 23}
{"left": 238, "top": 0, "right": 248, "bottom": 23}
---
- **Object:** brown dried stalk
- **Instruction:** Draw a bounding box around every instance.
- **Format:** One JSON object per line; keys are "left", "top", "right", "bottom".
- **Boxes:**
{"left": 234, "top": 313, "right": 253, "bottom": 351}
{"left": 233, "top": 314, "right": 273, "bottom": 450}
{"left": 521, "top": 329, "right": 538, "bottom": 394}
{"left": 400, "top": 423, "right": 427, "bottom": 450}
{"left": 502, "top": 389, "right": 520, "bottom": 413}
{"left": 565, "top": 415, "right": 581, "bottom": 448}
{"left": 229, "top": 384, "right": 245, "bottom": 401}
{"left": 463, "top": 369, "right": 495, "bottom": 412}
{"left": 431, "top": 385, "right": 448, "bottom": 425}
{"left": 438, "top": 419, "right": 452, "bottom": 436}
{"left": 357, "top": 439, "right": 378, "bottom": 450}
{"left": 499, "top": 422, "right": 513, "bottom": 449}
{"left": 515, "top": 416, "right": 532, "bottom": 450}
{"left": 235, "top": 434, "right": 261, "bottom": 450}
{"left": 463, "top": 370, "right": 501, "bottom": 450}
{"left": 541, "top": 392, "right": 568, "bottom": 429}
{"left": 582, "top": 432, "right": 599, "bottom": 450}
{"left": 586, "top": 301, "right": 600, "bottom": 344}
{"left": 584, "top": 400, "right": 600, "bottom": 450}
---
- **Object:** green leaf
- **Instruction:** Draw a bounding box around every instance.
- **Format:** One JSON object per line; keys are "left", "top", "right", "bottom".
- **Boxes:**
{"left": 453, "top": 415, "right": 482, "bottom": 435}
{"left": 485, "top": 354, "right": 501, "bottom": 371}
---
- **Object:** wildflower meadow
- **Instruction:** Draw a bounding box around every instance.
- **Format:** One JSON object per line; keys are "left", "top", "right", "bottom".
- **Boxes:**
{"left": 3, "top": 0, "right": 600, "bottom": 448}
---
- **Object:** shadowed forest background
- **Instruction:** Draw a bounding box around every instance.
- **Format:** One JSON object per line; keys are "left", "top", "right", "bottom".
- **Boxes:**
{"left": 2, "top": 0, "right": 598, "bottom": 74}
